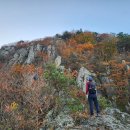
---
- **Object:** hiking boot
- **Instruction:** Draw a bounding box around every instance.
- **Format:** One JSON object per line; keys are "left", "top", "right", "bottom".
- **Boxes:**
{"left": 96, "top": 113, "right": 101, "bottom": 117}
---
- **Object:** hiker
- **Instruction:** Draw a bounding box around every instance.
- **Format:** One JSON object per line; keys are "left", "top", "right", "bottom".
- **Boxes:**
{"left": 86, "top": 76, "right": 100, "bottom": 117}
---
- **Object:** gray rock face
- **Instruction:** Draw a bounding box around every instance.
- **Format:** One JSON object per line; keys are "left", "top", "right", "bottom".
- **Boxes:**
{"left": 25, "top": 46, "right": 35, "bottom": 64}
{"left": 0, "top": 42, "right": 57, "bottom": 66}
{"left": 0, "top": 46, "right": 15, "bottom": 58}
{"left": 40, "top": 111, "right": 74, "bottom": 130}
{"left": 36, "top": 44, "right": 42, "bottom": 51}
{"left": 9, "top": 48, "right": 28, "bottom": 65}
{"left": 126, "top": 102, "right": 130, "bottom": 114}
{"left": 47, "top": 44, "right": 56, "bottom": 58}
{"left": 58, "top": 65, "right": 65, "bottom": 72}
{"left": 77, "top": 67, "right": 92, "bottom": 93}
{"left": 80, "top": 108, "right": 130, "bottom": 130}
{"left": 55, "top": 56, "right": 61, "bottom": 68}
{"left": 55, "top": 112, "right": 74, "bottom": 128}
{"left": 104, "top": 85, "right": 116, "bottom": 98}
{"left": 0, "top": 46, "right": 15, "bottom": 54}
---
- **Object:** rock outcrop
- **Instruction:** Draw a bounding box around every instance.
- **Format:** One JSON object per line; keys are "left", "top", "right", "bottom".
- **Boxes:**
{"left": 25, "top": 46, "right": 35, "bottom": 64}
{"left": 77, "top": 67, "right": 94, "bottom": 93}
{"left": 80, "top": 108, "right": 130, "bottom": 130}
{"left": 40, "top": 108, "right": 130, "bottom": 130}
{"left": 0, "top": 39, "right": 59, "bottom": 67}
{"left": 55, "top": 56, "right": 61, "bottom": 68}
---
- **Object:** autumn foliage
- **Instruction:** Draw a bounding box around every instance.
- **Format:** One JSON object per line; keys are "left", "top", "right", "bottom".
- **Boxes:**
{"left": 1, "top": 30, "right": 130, "bottom": 129}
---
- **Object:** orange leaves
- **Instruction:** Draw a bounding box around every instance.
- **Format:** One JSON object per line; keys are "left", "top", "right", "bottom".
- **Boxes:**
{"left": 57, "top": 32, "right": 95, "bottom": 62}
{"left": 72, "top": 32, "right": 95, "bottom": 44}
{"left": 84, "top": 43, "right": 94, "bottom": 50}
{"left": 61, "top": 42, "right": 94, "bottom": 58}
{"left": 62, "top": 47, "right": 73, "bottom": 58}
{"left": 23, "top": 64, "right": 35, "bottom": 74}
{"left": 67, "top": 39, "right": 77, "bottom": 47}
{"left": 101, "top": 60, "right": 128, "bottom": 92}
{"left": 11, "top": 64, "right": 35, "bottom": 75}
{"left": 11, "top": 64, "right": 23, "bottom": 74}
{"left": 36, "top": 66, "right": 44, "bottom": 76}
{"left": 37, "top": 51, "right": 49, "bottom": 62}
{"left": 71, "top": 70, "right": 78, "bottom": 78}
{"left": 76, "top": 43, "right": 94, "bottom": 53}
{"left": 110, "top": 61, "right": 125, "bottom": 69}
{"left": 11, "top": 64, "right": 43, "bottom": 77}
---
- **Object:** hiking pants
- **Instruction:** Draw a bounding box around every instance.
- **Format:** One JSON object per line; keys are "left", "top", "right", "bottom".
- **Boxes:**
{"left": 88, "top": 94, "right": 100, "bottom": 115}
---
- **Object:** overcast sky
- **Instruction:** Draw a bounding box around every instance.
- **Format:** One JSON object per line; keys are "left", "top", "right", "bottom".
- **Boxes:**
{"left": 0, "top": 0, "right": 130, "bottom": 47}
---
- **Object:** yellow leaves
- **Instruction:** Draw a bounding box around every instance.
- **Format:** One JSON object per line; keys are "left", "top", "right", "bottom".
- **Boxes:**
{"left": 62, "top": 47, "right": 73, "bottom": 58}
{"left": 77, "top": 43, "right": 94, "bottom": 52}
{"left": 72, "top": 32, "right": 95, "bottom": 44}
{"left": 84, "top": 43, "right": 94, "bottom": 49}
{"left": 10, "top": 101, "right": 18, "bottom": 110}
{"left": 5, "top": 102, "right": 18, "bottom": 112}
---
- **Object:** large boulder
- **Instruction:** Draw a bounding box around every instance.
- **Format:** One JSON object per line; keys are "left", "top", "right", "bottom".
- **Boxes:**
{"left": 77, "top": 67, "right": 93, "bottom": 93}
{"left": 55, "top": 56, "right": 61, "bottom": 68}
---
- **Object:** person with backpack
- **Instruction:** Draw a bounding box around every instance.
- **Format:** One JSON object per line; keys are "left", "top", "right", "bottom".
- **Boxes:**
{"left": 86, "top": 76, "right": 100, "bottom": 117}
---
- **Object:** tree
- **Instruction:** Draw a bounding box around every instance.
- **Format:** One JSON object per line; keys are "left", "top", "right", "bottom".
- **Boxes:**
{"left": 117, "top": 32, "right": 130, "bottom": 52}
{"left": 61, "top": 31, "right": 73, "bottom": 40}
{"left": 108, "top": 61, "right": 129, "bottom": 111}
{"left": 94, "top": 39, "right": 117, "bottom": 62}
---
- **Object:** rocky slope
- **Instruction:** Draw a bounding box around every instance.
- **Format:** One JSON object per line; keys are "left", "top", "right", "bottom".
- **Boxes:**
{"left": 1, "top": 36, "right": 130, "bottom": 130}
{"left": 40, "top": 108, "right": 130, "bottom": 130}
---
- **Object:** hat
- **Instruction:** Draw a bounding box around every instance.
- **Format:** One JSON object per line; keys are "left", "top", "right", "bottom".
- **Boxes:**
{"left": 88, "top": 76, "right": 93, "bottom": 81}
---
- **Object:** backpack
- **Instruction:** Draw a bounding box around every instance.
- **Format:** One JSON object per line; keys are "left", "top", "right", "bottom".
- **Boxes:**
{"left": 88, "top": 81, "right": 96, "bottom": 94}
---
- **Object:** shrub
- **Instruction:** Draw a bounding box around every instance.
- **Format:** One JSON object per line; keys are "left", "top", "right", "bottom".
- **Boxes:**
{"left": 66, "top": 98, "right": 84, "bottom": 112}
{"left": 99, "top": 96, "right": 111, "bottom": 110}
{"left": 44, "top": 64, "right": 75, "bottom": 93}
